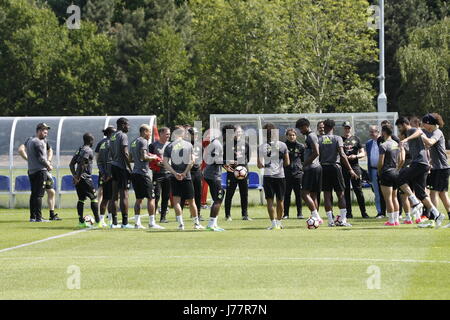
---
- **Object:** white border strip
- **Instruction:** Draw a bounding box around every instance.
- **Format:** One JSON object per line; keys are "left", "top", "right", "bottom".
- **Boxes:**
{"left": 0, "top": 230, "right": 87, "bottom": 254}
{"left": 0, "top": 253, "right": 448, "bottom": 265}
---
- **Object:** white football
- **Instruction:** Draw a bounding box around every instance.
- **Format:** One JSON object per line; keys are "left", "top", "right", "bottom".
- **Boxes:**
{"left": 306, "top": 217, "right": 319, "bottom": 229}
{"left": 84, "top": 215, "right": 94, "bottom": 225}
{"left": 234, "top": 165, "right": 248, "bottom": 180}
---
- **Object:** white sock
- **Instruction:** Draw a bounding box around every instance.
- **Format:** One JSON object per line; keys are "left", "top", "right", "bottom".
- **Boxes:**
{"left": 176, "top": 215, "right": 184, "bottom": 225}
{"left": 107, "top": 213, "right": 112, "bottom": 223}
{"left": 207, "top": 217, "right": 217, "bottom": 228}
{"left": 431, "top": 207, "right": 440, "bottom": 220}
{"left": 339, "top": 208, "right": 347, "bottom": 221}
{"left": 135, "top": 215, "right": 141, "bottom": 225}
{"left": 408, "top": 195, "right": 420, "bottom": 206}
{"left": 149, "top": 215, "right": 156, "bottom": 226}
{"left": 312, "top": 210, "right": 319, "bottom": 219}
{"left": 405, "top": 212, "right": 412, "bottom": 221}
{"left": 393, "top": 211, "right": 399, "bottom": 224}
{"left": 326, "top": 211, "right": 333, "bottom": 221}
{"left": 387, "top": 212, "right": 394, "bottom": 224}
{"left": 100, "top": 215, "right": 105, "bottom": 222}
{"left": 271, "top": 219, "right": 277, "bottom": 227}
{"left": 192, "top": 216, "right": 200, "bottom": 225}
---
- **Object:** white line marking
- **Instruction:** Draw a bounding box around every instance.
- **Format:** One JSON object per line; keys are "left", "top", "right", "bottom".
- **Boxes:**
{"left": 0, "top": 254, "right": 448, "bottom": 265}
{"left": 0, "top": 230, "right": 87, "bottom": 254}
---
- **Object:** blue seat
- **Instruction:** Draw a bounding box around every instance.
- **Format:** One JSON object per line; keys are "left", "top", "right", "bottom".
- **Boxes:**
{"left": 15, "top": 175, "right": 31, "bottom": 191}
{"left": 362, "top": 181, "right": 371, "bottom": 188}
{"left": 221, "top": 172, "right": 228, "bottom": 189}
{"left": 0, "top": 175, "right": 11, "bottom": 192}
{"left": 92, "top": 174, "right": 99, "bottom": 189}
{"left": 51, "top": 176, "right": 57, "bottom": 190}
{"left": 248, "top": 172, "right": 262, "bottom": 189}
{"left": 61, "top": 175, "right": 76, "bottom": 191}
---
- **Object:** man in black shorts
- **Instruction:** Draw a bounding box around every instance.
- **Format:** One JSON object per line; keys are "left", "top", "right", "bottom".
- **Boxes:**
{"left": 149, "top": 127, "right": 171, "bottom": 223}
{"left": 258, "top": 123, "right": 290, "bottom": 230}
{"left": 341, "top": 121, "right": 368, "bottom": 218}
{"left": 378, "top": 124, "right": 403, "bottom": 226}
{"left": 421, "top": 113, "right": 450, "bottom": 223}
{"left": 203, "top": 125, "right": 233, "bottom": 231}
{"left": 95, "top": 125, "right": 115, "bottom": 227}
{"left": 130, "top": 124, "right": 164, "bottom": 229}
{"left": 180, "top": 125, "right": 204, "bottom": 221}
{"left": 110, "top": 117, "right": 133, "bottom": 229}
{"left": 395, "top": 117, "right": 445, "bottom": 228}
{"left": 69, "top": 133, "right": 100, "bottom": 228}
{"left": 163, "top": 126, "right": 204, "bottom": 230}
{"left": 296, "top": 118, "right": 323, "bottom": 223}
{"left": 318, "top": 119, "right": 358, "bottom": 227}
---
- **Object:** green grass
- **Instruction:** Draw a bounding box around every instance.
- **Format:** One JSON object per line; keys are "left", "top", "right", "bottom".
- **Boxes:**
{"left": 0, "top": 205, "right": 449, "bottom": 300}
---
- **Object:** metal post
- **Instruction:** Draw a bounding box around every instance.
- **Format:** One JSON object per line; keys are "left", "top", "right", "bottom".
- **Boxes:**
{"left": 9, "top": 118, "right": 19, "bottom": 209}
{"left": 377, "top": 0, "right": 387, "bottom": 113}
{"left": 56, "top": 117, "right": 66, "bottom": 209}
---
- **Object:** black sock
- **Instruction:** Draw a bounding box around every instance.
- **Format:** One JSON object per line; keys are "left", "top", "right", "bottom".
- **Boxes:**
{"left": 49, "top": 210, "right": 55, "bottom": 217}
{"left": 447, "top": 212, "right": 450, "bottom": 220}
{"left": 122, "top": 213, "right": 128, "bottom": 225}
{"left": 91, "top": 202, "right": 99, "bottom": 223}
{"left": 112, "top": 212, "right": 118, "bottom": 225}
{"left": 77, "top": 201, "right": 84, "bottom": 223}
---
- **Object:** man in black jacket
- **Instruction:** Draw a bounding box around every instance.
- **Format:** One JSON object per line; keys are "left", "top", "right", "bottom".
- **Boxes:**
{"left": 283, "top": 128, "right": 305, "bottom": 219}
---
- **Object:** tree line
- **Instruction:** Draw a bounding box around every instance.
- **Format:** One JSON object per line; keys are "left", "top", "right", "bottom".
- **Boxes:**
{"left": 0, "top": 0, "right": 448, "bottom": 138}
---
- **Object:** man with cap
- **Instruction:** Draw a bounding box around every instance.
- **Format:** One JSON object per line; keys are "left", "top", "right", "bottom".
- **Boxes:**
{"left": 21, "top": 123, "right": 53, "bottom": 222}
{"left": 420, "top": 113, "right": 450, "bottom": 225}
{"left": 95, "top": 125, "right": 116, "bottom": 227}
{"left": 341, "top": 121, "right": 369, "bottom": 218}
{"left": 18, "top": 129, "right": 61, "bottom": 221}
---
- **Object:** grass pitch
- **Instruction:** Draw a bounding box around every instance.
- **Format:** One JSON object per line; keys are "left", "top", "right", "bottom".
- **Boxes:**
{"left": 0, "top": 205, "right": 449, "bottom": 300}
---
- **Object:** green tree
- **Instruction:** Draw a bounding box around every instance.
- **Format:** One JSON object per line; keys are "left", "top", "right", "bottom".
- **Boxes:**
{"left": 397, "top": 18, "right": 450, "bottom": 140}
{"left": 85, "top": 0, "right": 117, "bottom": 33}
{"left": 285, "top": 0, "right": 377, "bottom": 113}
{"left": 132, "top": 24, "right": 195, "bottom": 125}
{"left": 0, "top": 0, "right": 68, "bottom": 115}
{"left": 191, "top": 0, "right": 294, "bottom": 121}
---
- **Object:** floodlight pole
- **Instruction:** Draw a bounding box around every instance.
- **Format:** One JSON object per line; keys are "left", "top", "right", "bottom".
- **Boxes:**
{"left": 377, "top": 0, "right": 387, "bottom": 113}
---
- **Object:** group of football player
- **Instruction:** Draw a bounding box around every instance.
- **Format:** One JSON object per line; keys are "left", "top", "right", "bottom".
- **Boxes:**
{"left": 49, "top": 112, "right": 449, "bottom": 231}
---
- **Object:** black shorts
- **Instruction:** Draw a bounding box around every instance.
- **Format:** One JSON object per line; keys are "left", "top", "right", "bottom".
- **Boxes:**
{"left": 427, "top": 168, "right": 450, "bottom": 192}
{"left": 45, "top": 172, "right": 54, "bottom": 190}
{"left": 380, "top": 169, "right": 399, "bottom": 188}
{"left": 398, "top": 162, "right": 430, "bottom": 200}
{"left": 170, "top": 177, "right": 194, "bottom": 199}
{"left": 263, "top": 176, "right": 286, "bottom": 200}
{"left": 76, "top": 178, "right": 97, "bottom": 201}
{"left": 29, "top": 170, "right": 47, "bottom": 198}
{"left": 321, "top": 164, "right": 345, "bottom": 192}
{"left": 111, "top": 165, "right": 130, "bottom": 190}
{"left": 131, "top": 173, "right": 154, "bottom": 199}
{"left": 205, "top": 177, "right": 225, "bottom": 203}
{"left": 98, "top": 176, "right": 113, "bottom": 201}
{"left": 302, "top": 166, "right": 322, "bottom": 193}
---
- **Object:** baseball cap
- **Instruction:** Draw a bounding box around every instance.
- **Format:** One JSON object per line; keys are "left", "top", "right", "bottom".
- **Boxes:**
{"left": 102, "top": 125, "right": 116, "bottom": 135}
{"left": 422, "top": 114, "right": 437, "bottom": 125}
{"left": 342, "top": 121, "right": 351, "bottom": 128}
{"left": 36, "top": 123, "right": 51, "bottom": 131}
